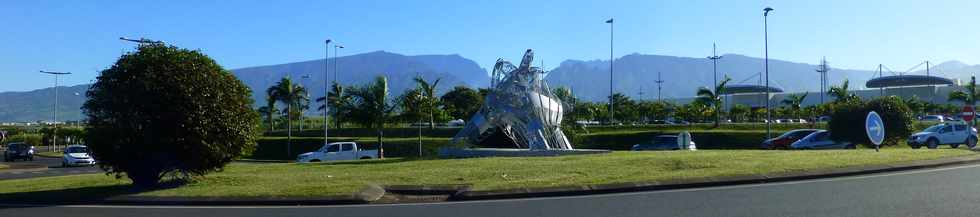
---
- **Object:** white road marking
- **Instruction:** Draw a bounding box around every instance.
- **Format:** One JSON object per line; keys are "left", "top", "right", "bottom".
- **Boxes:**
{"left": 3, "top": 163, "right": 980, "bottom": 209}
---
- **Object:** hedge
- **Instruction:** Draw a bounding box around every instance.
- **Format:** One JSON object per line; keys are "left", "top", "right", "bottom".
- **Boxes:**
{"left": 575, "top": 130, "right": 784, "bottom": 150}
{"left": 263, "top": 128, "right": 461, "bottom": 138}
{"left": 249, "top": 137, "right": 452, "bottom": 160}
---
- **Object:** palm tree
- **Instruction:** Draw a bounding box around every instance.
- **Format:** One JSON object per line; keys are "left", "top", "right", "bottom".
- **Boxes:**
{"left": 781, "top": 92, "right": 808, "bottom": 119}
{"left": 413, "top": 76, "right": 441, "bottom": 129}
{"left": 350, "top": 76, "right": 393, "bottom": 159}
{"left": 316, "top": 81, "right": 352, "bottom": 129}
{"left": 257, "top": 105, "right": 278, "bottom": 132}
{"left": 828, "top": 79, "right": 858, "bottom": 103}
{"left": 261, "top": 94, "right": 277, "bottom": 132}
{"left": 267, "top": 76, "right": 308, "bottom": 157}
{"left": 696, "top": 76, "right": 731, "bottom": 127}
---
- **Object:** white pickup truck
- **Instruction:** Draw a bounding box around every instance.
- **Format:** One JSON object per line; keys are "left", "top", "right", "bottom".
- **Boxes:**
{"left": 296, "top": 142, "right": 378, "bottom": 163}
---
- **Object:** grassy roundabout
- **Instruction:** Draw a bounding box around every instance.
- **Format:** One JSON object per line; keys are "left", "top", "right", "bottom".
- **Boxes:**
{"left": 0, "top": 148, "right": 974, "bottom": 201}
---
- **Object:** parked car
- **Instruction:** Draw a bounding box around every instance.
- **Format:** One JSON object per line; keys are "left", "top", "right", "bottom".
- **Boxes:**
{"left": 296, "top": 142, "right": 379, "bottom": 163}
{"left": 62, "top": 145, "right": 96, "bottom": 167}
{"left": 920, "top": 115, "right": 945, "bottom": 123}
{"left": 790, "top": 130, "right": 856, "bottom": 149}
{"left": 761, "top": 129, "right": 820, "bottom": 149}
{"left": 3, "top": 142, "right": 34, "bottom": 162}
{"left": 632, "top": 135, "right": 695, "bottom": 151}
{"left": 908, "top": 123, "right": 978, "bottom": 149}
{"left": 447, "top": 119, "right": 465, "bottom": 126}
{"left": 816, "top": 116, "right": 831, "bottom": 122}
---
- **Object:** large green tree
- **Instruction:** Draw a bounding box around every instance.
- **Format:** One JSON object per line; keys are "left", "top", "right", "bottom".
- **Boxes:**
{"left": 696, "top": 76, "right": 731, "bottom": 127}
{"left": 441, "top": 86, "right": 483, "bottom": 121}
{"left": 350, "top": 76, "right": 394, "bottom": 159}
{"left": 83, "top": 44, "right": 259, "bottom": 187}
{"left": 267, "top": 76, "right": 308, "bottom": 157}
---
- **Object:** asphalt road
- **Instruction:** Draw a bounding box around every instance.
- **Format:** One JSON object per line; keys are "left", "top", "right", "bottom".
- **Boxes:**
{"left": 0, "top": 154, "right": 101, "bottom": 180}
{"left": 5, "top": 163, "right": 980, "bottom": 217}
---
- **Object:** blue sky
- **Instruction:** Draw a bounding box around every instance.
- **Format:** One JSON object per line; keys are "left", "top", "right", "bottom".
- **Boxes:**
{"left": 2, "top": 0, "right": 979, "bottom": 92}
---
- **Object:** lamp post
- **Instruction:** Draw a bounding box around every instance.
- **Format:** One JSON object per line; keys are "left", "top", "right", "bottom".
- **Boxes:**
{"left": 334, "top": 45, "right": 344, "bottom": 83}
{"left": 40, "top": 70, "right": 71, "bottom": 152}
{"left": 764, "top": 7, "right": 774, "bottom": 140}
{"left": 605, "top": 18, "right": 615, "bottom": 124}
{"left": 324, "top": 39, "right": 331, "bottom": 146}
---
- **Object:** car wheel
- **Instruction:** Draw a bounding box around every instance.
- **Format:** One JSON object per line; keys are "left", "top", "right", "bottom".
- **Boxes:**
{"left": 360, "top": 157, "right": 372, "bottom": 159}
{"left": 968, "top": 137, "right": 978, "bottom": 149}
{"left": 911, "top": 144, "right": 921, "bottom": 149}
{"left": 309, "top": 159, "right": 321, "bottom": 162}
{"left": 927, "top": 138, "right": 939, "bottom": 149}
{"left": 951, "top": 143, "right": 961, "bottom": 149}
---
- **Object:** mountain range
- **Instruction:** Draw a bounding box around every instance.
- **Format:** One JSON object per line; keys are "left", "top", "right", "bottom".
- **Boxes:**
{"left": 2, "top": 50, "right": 977, "bottom": 122}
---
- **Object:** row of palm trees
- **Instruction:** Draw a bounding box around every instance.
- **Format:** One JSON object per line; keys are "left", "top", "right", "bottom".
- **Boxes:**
{"left": 258, "top": 74, "right": 446, "bottom": 159}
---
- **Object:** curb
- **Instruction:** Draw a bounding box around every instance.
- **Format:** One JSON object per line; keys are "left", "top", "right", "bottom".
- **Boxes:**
{"left": 449, "top": 155, "right": 980, "bottom": 201}
{"left": 0, "top": 185, "right": 386, "bottom": 206}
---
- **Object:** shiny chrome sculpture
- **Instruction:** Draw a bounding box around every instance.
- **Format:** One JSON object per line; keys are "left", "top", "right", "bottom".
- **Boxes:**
{"left": 452, "top": 49, "right": 573, "bottom": 150}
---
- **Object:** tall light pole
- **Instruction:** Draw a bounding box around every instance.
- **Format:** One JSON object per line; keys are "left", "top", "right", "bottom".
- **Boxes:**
{"left": 334, "top": 45, "right": 344, "bottom": 83}
{"left": 764, "top": 7, "right": 774, "bottom": 140}
{"left": 707, "top": 43, "right": 723, "bottom": 125}
{"left": 606, "top": 18, "right": 615, "bottom": 124}
{"left": 324, "top": 39, "right": 332, "bottom": 146}
{"left": 40, "top": 70, "right": 71, "bottom": 151}
{"left": 655, "top": 71, "right": 664, "bottom": 102}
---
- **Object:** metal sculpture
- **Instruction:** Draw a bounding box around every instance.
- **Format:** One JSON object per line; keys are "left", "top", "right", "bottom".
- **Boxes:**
{"left": 452, "top": 49, "right": 573, "bottom": 150}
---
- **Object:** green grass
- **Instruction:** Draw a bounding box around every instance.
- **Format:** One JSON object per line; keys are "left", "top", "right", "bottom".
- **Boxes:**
{"left": 0, "top": 148, "right": 973, "bottom": 200}
{"left": 34, "top": 151, "right": 60, "bottom": 158}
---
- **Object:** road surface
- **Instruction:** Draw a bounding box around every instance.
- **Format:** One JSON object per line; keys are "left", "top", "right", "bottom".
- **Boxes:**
{"left": 0, "top": 154, "right": 101, "bottom": 180}
{"left": 4, "top": 162, "right": 980, "bottom": 216}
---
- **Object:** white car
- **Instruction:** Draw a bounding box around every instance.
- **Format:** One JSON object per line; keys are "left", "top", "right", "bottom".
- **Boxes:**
{"left": 920, "top": 115, "right": 945, "bottom": 123}
{"left": 296, "top": 142, "right": 379, "bottom": 163}
{"left": 62, "top": 145, "right": 96, "bottom": 167}
{"left": 908, "top": 123, "right": 978, "bottom": 149}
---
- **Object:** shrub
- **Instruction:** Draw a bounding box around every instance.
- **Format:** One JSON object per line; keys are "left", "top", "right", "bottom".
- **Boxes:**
{"left": 575, "top": 130, "right": 777, "bottom": 150}
{"left": 83, "top": 44, "right": 260, "bottom": 187}
{"left": 828, "top": 96, "right": 913, "bottom": 147}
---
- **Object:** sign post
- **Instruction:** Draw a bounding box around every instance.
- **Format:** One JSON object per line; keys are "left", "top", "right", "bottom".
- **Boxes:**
{"left": 678, "top": 131, "right": 693, "bottom": 151}
{"left": 866, "top": 111, "right": 885, "bottom": 152}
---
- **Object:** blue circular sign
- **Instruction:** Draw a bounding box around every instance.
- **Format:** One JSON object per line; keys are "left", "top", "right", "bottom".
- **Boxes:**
{"left": 866, "top": 111, "right": 885, "bottom": 145}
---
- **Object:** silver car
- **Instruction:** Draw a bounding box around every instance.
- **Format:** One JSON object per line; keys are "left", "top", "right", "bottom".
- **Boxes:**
{"left": 790, "top": 130, "right": 856, "bottom": 150}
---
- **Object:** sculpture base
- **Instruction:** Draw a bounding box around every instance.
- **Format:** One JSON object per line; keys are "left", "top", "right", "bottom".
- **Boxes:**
{"left": 438, "top": 147, "right": 610, "bottom": 158}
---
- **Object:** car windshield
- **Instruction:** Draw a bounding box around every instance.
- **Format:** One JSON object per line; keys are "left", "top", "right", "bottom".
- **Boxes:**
{"left": 66, "top": 147, "right": 89, "bottom": 153}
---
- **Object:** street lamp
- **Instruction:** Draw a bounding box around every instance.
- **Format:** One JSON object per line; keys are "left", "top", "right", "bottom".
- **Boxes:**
{"left": 764, "top": 7, "right": 774, "bottom": 140}
{"left": 40, "top": 70, "right": 71, "bottom": 152}
{"left": 605, "top": 18, "right": 614, "bottom": 124}
{"left": 324, "top": 39, "right": 332, "bottom": 146}
{"left": 334, "top": 45, "right": 344, "bottom": 83}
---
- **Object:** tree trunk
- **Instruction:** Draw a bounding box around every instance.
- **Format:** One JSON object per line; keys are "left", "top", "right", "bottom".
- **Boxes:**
{"left": 377, "top": 123, "right": 385, "bottom": 159}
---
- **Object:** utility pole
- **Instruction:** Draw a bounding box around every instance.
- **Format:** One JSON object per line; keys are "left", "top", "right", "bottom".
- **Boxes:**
{"left": 40, "top": 71, "right": 71, "bottom": 152}
{"left": 764, "top": 7, "right": 774, "bottom": 140}
{"left": 708, "top": 43, "right": 723, "bottom": 125}
{"left": 815, "top": 57, "right": 830, "bottom": 105}
{"left": 655, "top": 71, "right": 664, "bottom": 102}
{"left": 416, "top": 71, "right": 423, "bottom": 157}
{"left": 927, "top": 61, "right": 934, "bottom": 103}
{"left": 606, "top": 18, "right": 615, "bottom": 124}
